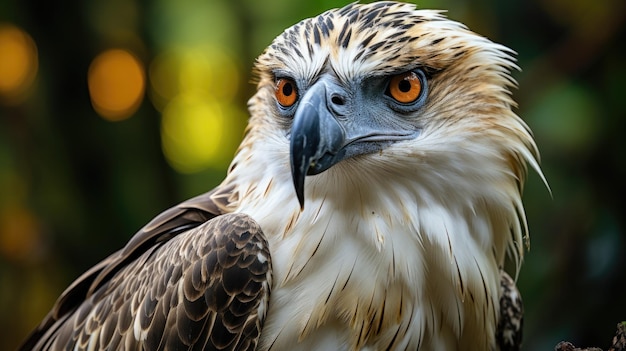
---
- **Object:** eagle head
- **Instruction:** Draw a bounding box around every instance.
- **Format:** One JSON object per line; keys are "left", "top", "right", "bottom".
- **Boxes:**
{"left": 247, "top": 2, "right": 543, "bottom": 214}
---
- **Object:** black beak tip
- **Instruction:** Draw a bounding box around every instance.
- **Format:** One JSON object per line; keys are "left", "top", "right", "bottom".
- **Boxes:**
{"left": 291, "top": 157, "right": 306, "bottom": 210}
{"left": 296, "top": 190, "right": 305, "bottom": 210}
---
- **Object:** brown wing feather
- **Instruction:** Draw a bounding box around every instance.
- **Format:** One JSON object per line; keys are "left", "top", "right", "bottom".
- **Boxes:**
{"left": 496, "top": 270, "right": 524, "bottom": 351}
{"left": 19, "top": 188, "right": 271, "bottom": 351}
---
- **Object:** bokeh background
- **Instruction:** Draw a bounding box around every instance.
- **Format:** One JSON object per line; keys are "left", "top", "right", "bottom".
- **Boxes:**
{"left": 1, "top": 0, "right": 624, "bottom": 349}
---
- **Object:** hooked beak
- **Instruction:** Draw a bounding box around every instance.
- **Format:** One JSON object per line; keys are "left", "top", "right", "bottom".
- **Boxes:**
{"left": 289, "top": 79, "right": 418, "bottom": 209}
{"left": 290, "top": 83, "right": 345, "bottom": 209}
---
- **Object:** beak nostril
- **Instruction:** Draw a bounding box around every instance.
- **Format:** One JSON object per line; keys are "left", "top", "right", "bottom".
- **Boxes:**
{"left": 331, "top": 95, "right": 345, "bottom": 106}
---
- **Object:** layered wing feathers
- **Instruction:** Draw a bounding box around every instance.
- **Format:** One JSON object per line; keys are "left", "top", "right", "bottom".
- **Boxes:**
{"left": 20, "top": 193, "right": 272, "bottom": 351}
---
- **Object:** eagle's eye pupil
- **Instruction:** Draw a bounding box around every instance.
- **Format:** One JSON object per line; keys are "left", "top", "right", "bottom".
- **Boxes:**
{"left": 398, "top": 80, "right": 412, "bottom": 93}
{"left": 283, "top": 83, "right": 293, "bottom": 96}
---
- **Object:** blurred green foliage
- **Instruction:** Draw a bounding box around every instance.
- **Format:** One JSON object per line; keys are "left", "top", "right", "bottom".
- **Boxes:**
{"left": 1, "top": 0, "right": 625, "bottom": 350}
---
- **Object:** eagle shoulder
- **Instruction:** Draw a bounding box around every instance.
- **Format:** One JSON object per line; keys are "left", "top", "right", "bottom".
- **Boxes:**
{"left": 19, "top": 190, "right": 272, "bottom": 351}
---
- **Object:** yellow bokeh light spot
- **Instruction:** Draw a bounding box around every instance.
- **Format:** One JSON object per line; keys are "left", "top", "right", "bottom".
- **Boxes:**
{"left": 161, "top": 94, "right": 241, "bottom": 173}
{"left": 150, "top": 46, "right": 245, "bottom": 173}
{"left": 88, "top": 49, "right": 145, "bottom": 121}
{"left": 148, "top": 48, "right": 240, "bottom": 112}
{"left": 148, "top": 51, "right": 184, "bottom": 112}
{"left": 178, "top": 48, "right": 240, "bottom": 101}
{"left": 0, "top": 24, "right": 38, "bottom": 104}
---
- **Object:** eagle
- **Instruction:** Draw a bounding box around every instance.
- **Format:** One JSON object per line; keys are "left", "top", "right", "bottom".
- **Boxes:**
{"left": 19, "top": 2, "right": 544, "bottom": 350}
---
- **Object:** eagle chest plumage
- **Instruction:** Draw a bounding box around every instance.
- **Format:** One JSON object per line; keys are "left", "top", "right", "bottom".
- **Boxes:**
{"left": 20, "top": 2, "right": 543, "bottom": 351}
{"left": 232, "top": 146, "right": 506, "bottom": 350}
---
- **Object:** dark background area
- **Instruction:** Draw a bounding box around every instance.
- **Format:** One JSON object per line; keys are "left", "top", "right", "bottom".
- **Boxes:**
{"left": 1, "top": 0, "right": 624, "bottom": 350}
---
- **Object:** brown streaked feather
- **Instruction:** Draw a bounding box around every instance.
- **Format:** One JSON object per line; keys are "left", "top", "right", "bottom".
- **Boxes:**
{"left": 19, "top": 189, "right": 271, "bottom": 351}
{"left": 497, "top": 270, "right": 524, "bottom": 351}
{"left": 21, "top": 189, "right": 224, "bottom": 345}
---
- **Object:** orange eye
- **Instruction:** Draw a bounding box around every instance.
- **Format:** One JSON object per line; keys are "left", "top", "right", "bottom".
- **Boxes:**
{"left": 387, "top": 71, "right": 423, "bottom": 104}
{"left": 275, "top": 78, "right": 298, "bottom": 107}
